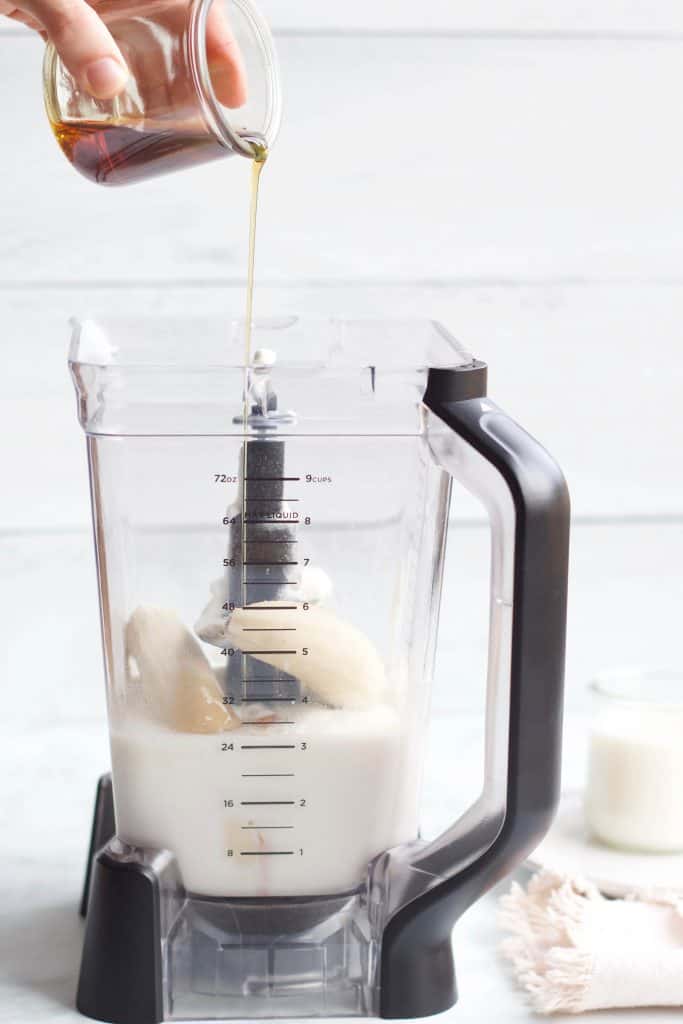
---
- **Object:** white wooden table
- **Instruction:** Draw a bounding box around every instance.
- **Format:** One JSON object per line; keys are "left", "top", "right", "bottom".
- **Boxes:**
{"left": 1, "top": 3, "right": 683, "bottom": 1020}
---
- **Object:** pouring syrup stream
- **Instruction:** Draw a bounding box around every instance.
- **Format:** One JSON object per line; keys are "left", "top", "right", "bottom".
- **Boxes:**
{"left": 241, "top": 142, "right": 268, "bottom": 685}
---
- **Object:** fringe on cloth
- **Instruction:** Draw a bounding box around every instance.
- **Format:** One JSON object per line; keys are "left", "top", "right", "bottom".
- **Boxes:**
{"left": 498, "top": 870, "right": 683, "bottom": 1015}
{"left": 499, "top": 872, "right": 595, "bottom": 1014}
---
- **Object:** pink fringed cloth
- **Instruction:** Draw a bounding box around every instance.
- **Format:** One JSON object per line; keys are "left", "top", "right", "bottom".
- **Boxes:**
{"left": 499, "top": 871, "right": 683, "bottom": 1014}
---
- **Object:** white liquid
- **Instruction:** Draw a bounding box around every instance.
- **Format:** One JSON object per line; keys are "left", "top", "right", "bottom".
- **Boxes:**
{"left": 586, "top": 710, "right": 683, "bottom": 852}
{"left": 110, "top": 704, "right": 419, "bottom": 897}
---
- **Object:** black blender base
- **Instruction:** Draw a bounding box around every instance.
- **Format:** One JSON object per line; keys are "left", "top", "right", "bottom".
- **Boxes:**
{"left": 77, "top": 774, "right": 165, "bottom": 1024}
{"left": 78, "top": 848, "right": 166, "bottom": 1024}
{"left": 80, "top": 774, "right": 115, "bottom": 918}
{"left": 77, "top": 775, "right": 460, "bottom": 1023}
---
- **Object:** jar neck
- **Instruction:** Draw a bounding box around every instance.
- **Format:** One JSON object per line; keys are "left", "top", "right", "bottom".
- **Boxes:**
{"left": 188, "top": 0, "right": 281, "bottom": 158}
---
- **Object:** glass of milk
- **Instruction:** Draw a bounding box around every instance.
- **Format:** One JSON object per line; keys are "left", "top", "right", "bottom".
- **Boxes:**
{"left": 586, "top": 669, "right": 683, "bottom": 853}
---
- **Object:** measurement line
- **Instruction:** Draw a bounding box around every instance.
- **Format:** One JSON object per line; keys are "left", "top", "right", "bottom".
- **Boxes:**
{"left": 244, "top": 517, "right": 300, "bottom": 523}
{"left": 241, "top": 606, "right": 299, "bottom": 611}
{"left": 241, "top": 826, "right": 294, "bottom": 830}
{"left": 248, "top": 720, "right": 295, "bottom": 725}
{"left": 244, "top": 477, "right": 300, "bottom": 482}
{"left": 242, "top": 628, "right": 297, "bottom": 632}
{"left": 241, "top": 800, "right": 296, "bottom": 806}
{"left": 241, "top": 773, "right": 295, "bottom": 778}
{"left": 245, "top": 497, "right": 300, "bottom": 502}
{"left": 244, "top": 514, "right": 300, "bottom": 520}
{"left": 239, "top": 696, "right": 297, "bottom": 702}
{"left": 244, "top": 540, "right": 298, "bottom": 544}
{"left": 243, "top": 581, "right": 298, "bottom": 585}
{"left": 241, "top": 744, "right": 297, "bottom": 750}
{"left": 242, "top": 649, "right": 297, "bottom": 655}
{"left": 240, "top": 851, "right": 294, "bottom": 856}
{"left": 240, "top": 677, "right": 295, "bottom": 682}
{"left": 243, "top": 561, "right": 299, "bottom": 566}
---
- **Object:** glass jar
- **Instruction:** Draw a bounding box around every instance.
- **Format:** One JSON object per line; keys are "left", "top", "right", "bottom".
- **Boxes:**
{"left": 43, "top": 0, "right": 281, "bottom": 185}
{"left": 585, "top": 668, "right": 683, "bottom": 853}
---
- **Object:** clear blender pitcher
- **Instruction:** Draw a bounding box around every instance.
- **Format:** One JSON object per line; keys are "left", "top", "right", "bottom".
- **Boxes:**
{"left": 70, "top": 316, "right": 569, "bottom": 1023}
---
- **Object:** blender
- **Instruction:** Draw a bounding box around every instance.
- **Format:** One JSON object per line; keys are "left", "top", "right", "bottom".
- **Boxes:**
{"left": 70, "top": 315, "right": 569, "bottom": 1023}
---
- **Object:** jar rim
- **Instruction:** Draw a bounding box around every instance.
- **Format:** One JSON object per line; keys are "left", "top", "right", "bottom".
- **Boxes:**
{"left": 589, "top": 667, "right": 683, "bottom": 710}
{"left": 189, "top": 0, "right": 282, "bottom": 158}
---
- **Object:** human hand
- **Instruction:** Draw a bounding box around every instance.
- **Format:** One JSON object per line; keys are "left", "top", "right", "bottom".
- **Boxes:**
{"left": 1, "top": 0, "right": 247, "bottom": 105}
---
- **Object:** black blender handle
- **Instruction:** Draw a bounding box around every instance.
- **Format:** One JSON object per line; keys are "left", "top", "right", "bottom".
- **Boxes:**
{"left": 379, "top": 363, "right": 570, "bottom": 1019}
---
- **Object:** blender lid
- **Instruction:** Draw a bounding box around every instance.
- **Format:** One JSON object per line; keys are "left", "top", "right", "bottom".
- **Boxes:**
{"left": 69, "top": 316, "right": 476, "bottom": 437}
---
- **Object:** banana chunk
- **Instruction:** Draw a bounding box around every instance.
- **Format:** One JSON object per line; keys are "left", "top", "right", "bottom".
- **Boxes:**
{"left": 126, "top": 607, "right": 240, "bottom": 733}
{"left": 195, "top": 566, "right": 334, "bottom": 648}
{"left": 227, "top": 602, "right": 386, "bottom": 709}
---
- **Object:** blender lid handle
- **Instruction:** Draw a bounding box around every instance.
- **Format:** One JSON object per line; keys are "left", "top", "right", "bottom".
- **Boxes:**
{"left": 378, "top": 364, "right": 570, "bottom": 1019}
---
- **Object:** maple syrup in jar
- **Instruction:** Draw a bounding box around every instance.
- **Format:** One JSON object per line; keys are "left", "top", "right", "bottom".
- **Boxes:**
{"left": 51, "top": 119, "right": 227, "bottom": 186}
{"left": 43, "top": 0, "right": 281, "bottom": 186}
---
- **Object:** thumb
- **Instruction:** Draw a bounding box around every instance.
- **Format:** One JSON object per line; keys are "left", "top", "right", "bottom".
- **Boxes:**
{"left": 25, "top": 0, "right": 128, "bottom": 99}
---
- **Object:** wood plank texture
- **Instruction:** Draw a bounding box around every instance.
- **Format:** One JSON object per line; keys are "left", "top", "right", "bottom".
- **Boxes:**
{"left": 4, "top": 3, "right": 683, "bottom": 35}
{"left": 260, "top": 1, "right": 683, "bottom": 35}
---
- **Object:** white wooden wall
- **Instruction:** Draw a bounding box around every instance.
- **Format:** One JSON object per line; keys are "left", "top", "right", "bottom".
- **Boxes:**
{"left": 1, "top": 7, "right": 682, "bottom": 727}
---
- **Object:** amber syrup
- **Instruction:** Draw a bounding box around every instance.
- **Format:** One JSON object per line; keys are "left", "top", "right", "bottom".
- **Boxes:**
{"left": 52, "top": 119, "right": 227, "bottom": 186}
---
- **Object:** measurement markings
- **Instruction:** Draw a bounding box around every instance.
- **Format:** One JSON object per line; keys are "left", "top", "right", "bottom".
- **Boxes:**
{"left": 244, "top": 561, "right": 299, "bottom": 567}
{"left": 240, "top": 677, "right": 296, "bottom": 682}
{"left": 243, "top": 581, "right": 298, "bottom": 585}
{"left": 242, "top": 649, "right": 297, "bottom": 656}
{"left": 241, "top": 825, "right": 294, "bottom": 830}
{"left": 241, "top": 800, "right": 295, "bottom": 806}
{"left": 245, "top": 498, "right": 300, "bottom": 503}
{"left": 239, "top": 696, "right": 297, "bottom": 702}
{"left": 244, "top": 516, "right": 300, "bottom": 522}
{"left": 241, "top": 744, "right": 297, "bottom": 750}
{"left": 242, "top": 627, "right": 297, "bottom": 632}
{"left": 239, "top": 681, "right": 295, "bottom": 686}
{"left": 247, "top": 720, "right": 295, "bottom": 725}
{"left": 241, "top": 773, "right": 295, "bottom": 779}
{"left": 243, "top": 540, "right": 298, "bottom": 544}
{"left": 244, "top": 477, "right": 300, "bottom": 482}
{"left": 240, "top": 851, "right": 294, "bottom": 856}
{"left": 240, "top": 605, "right": 298, "bottom": 611}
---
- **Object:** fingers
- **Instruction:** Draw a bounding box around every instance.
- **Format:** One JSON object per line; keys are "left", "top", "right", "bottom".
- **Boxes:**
{"left": 3, "top": 6, "right": 44, "bottom": 32}
{"left": 206, "top": 0, "right": 247, "bottom": 108}
{"left": 5, "top": 0, "right": 246, "bottom": 108}
{"left": 21, "top": 0, "right": 129, "bottom": 98}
